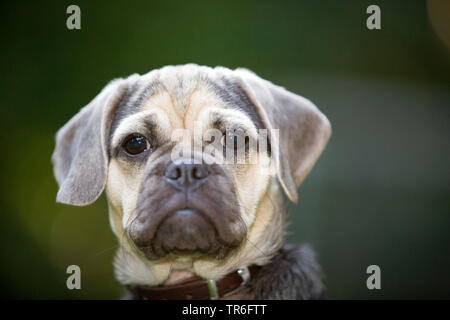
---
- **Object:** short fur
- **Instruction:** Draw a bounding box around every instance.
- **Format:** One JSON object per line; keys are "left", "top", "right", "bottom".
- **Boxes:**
{"left": 52, "top": 64, "right": 331, "bottom": 299}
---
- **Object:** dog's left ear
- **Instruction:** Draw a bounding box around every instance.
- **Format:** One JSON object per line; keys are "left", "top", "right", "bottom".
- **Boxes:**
{"left": 235, "top": 69, "right": 331, "bottom": 203}
{"left": 52, "top": 75, "right": 136, "bottom": 206}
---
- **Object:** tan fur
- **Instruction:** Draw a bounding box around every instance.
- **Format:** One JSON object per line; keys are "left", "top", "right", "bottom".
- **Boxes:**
{"left": 52, "top": 64, "right": 330, "bottom": 291}
{"left": 106, "top": 85, "right": 280, "bottom": 285}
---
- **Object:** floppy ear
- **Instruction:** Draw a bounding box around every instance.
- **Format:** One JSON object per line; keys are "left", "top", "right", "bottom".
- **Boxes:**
{"left": 52, "top": 76, "right": 135, "bottom": 206}
{"left": 235, "top": 69, "right": 331, "bottom": 203}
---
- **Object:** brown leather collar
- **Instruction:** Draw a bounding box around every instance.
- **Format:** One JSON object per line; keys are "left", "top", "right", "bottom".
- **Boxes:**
{"left": 132, "top": 266, "right": 260, "bottom": 300}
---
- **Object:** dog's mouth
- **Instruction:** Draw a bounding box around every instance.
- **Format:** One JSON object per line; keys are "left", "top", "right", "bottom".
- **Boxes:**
{"left": 131, "top": 208, "right": 243, "bottom": 261}
{"left": 129, "top": 160, "right": 247, "bottom": 261}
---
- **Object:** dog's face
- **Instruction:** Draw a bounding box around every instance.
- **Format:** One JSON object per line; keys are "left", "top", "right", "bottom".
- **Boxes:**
{"left": 52, "top": 65, "right": 330, "bottom": 285}
{"left": 107, "top": 84, "right": 272, "bottom": 261}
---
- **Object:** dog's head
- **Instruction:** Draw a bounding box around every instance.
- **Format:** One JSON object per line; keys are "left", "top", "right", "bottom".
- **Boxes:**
{"left": 52, "top": 65, "right": 330, "bottom": 284}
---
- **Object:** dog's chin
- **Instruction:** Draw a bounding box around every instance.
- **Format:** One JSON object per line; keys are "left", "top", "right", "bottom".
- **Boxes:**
{"left": 136, "top": 209, "right": 242, "bottom": 261}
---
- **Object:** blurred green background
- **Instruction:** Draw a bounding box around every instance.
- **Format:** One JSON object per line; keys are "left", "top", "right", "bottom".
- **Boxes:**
{"left": 0, "top": 0, "right": 449, "bottom": 299}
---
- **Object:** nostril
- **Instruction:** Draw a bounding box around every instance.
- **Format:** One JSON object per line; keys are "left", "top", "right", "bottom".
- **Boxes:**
{"left": 166, "top": 164, "right": 182, "bottom": 180}
{"left": 174, "top": 167, "right": 182, "bottom": 179}
{"left": 165, "top": 162, "right": 208, "bottom": 190}
{"left": 192, "top": 165, "right": 208, "bottom": 180}
{"left": 192, "top": 167, "right": 199, "bottom": 179}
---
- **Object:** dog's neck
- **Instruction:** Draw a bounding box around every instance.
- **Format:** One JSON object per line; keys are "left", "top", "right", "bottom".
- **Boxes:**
{"left": 122, "top": 244, "right": 326, "bottom": 300}
{"left": 111, "top": 180, "right": 286, "bottom": 291}
{"left": 164, "top": 270, "right": 196, "bottom": 285}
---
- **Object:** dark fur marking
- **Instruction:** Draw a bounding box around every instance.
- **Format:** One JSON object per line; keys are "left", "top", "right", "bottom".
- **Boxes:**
{"left": 109, "top": 81, "right": 164, "bottom": 153}
{"left": 203, "top": 77, "right": 265, "bottom": 131}
{"left": 203, "top": 76, "right": 271, "bottom": 156}
{"left": 249, "top": 244, "right": 326, "bottom": 299}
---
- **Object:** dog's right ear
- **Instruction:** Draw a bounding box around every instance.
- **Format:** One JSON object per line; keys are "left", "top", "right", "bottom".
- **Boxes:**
{"left": 234, "top": 68, "right": 331, "bottom": 203}
{"left": 52, "top": 76, "right": 136, "bottom": 206}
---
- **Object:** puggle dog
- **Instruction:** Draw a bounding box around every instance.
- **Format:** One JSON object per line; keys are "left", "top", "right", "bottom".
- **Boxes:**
{"left": 52, "top": 64, "right": 331, "bottom": 300}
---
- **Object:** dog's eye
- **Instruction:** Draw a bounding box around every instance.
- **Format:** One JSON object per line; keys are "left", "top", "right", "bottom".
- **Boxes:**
{"left": 123, "top": 134, "right": 149, "bottom": 155}
{"left": 221, "top": 129, "right": 247, "bottom": 151}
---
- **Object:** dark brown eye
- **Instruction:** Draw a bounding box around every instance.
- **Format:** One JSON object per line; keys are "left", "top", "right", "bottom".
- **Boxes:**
{"left": 123, "top": 134, "right": 149, "bottom": 155}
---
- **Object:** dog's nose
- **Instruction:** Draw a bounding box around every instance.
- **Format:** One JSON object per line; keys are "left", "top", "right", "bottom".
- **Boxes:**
{"left": 165, "top": 162, "right": 209, "bottom": 191}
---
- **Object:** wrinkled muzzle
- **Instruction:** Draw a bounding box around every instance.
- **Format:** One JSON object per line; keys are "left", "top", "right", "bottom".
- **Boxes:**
{"left": 128, "top": 157, "right": 247, "bottom": 260}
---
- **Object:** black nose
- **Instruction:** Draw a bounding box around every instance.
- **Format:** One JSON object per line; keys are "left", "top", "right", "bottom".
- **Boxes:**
{"left": 165, "top": 162, "right": 209, "bottom": 191}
